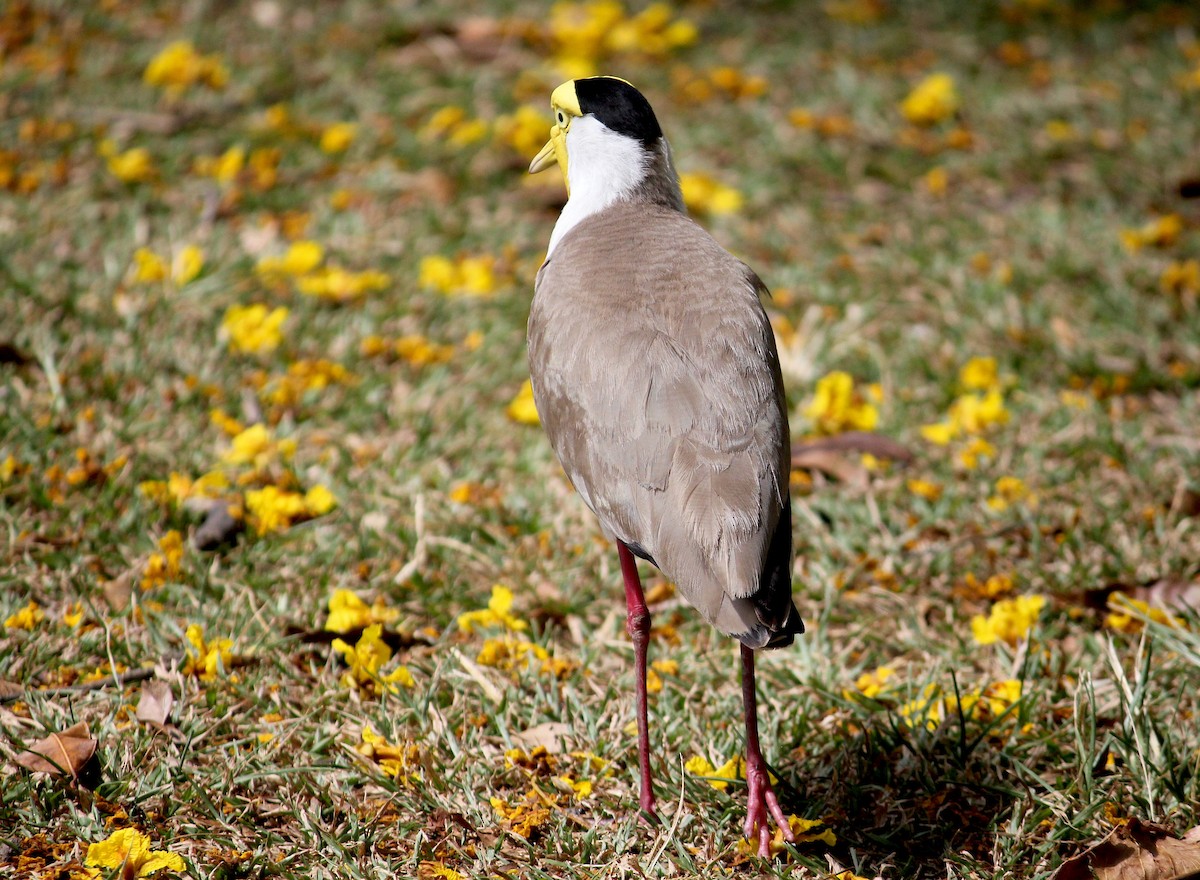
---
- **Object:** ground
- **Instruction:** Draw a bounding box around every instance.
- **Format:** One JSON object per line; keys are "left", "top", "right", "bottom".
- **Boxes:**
{"left": 1, "top": 1, "right": 1199, "bottom": 878}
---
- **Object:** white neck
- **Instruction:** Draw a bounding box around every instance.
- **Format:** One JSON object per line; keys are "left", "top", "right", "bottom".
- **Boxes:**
{"left": 546, "top": 116, "right": 650, "bottom": 256}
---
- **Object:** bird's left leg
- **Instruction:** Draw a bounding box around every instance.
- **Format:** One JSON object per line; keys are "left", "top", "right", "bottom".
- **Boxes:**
{"left": 740, "top": 643, "right": 793, "bottom": 856}
{"left": 618, "top": 540, "right": 657, "bottom": 820}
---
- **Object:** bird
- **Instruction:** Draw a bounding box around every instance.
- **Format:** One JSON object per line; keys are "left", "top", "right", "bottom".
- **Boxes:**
{"left": 526, "top": 76, "right": 803, "bottom": 856}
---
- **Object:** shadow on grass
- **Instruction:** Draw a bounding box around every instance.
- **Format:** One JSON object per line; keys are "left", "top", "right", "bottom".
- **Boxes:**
{"left": 780, "top": 699, "right": 1027, "bottom": 876}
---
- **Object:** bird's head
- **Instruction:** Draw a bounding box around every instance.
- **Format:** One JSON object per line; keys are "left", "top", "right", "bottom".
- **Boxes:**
{"left": 529, "top": 76, "right": 667, "bottom": 200}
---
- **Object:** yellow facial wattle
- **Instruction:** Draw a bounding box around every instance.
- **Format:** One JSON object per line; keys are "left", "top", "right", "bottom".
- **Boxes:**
{"left": 529, "top": 80, "right": 585, "bottom": 193}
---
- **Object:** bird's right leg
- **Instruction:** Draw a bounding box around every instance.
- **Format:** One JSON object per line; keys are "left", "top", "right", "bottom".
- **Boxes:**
{"left": 618, "top": 540, "right": 657, "bottom": 820}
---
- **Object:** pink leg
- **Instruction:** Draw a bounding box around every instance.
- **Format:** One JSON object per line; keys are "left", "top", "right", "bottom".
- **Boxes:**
{"left": 618, "top": 541, "right": 657, "bottom": 820}
{"left": 741, "top": 643, "right": 793, "bottom": 856}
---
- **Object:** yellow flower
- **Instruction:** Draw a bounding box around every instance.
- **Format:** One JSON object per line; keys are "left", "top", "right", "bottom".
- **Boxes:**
{"left": 420, "top": 106, "right": 488, "bottom": 147}
{"left": 906, "top": 478, "right": 942, "bottom": 501}
{"left": 139, "top": 470, "right": 229, "bottom": 507}
{"left": 244, "top": 484, "right": 333, "bottom": 534}
{"left": 494, "top": 105, "right": 548, "bottom": 157}
{"left": 457, "top": 585, "right": 528, "bottom": 633}
{"left": 490, "top": 793, "right": 552, "bottom": 838}
{"left": 418, "top": 862, "right": 463, "bottom": 880}
{"left": 319, "top": 122, "right": 357, "bottom": 154}
{"left": 4, "top": 600, "right": 44, "bottom": 630}
{"left": 804, "top": 371, "right": 879, "bottom": 435}
{"left": 209, "top": 408, "right": 244, "bottom": 437}
{"left": 971, "top": 594, "right": 1046, "bottom": 646}
{"left": 85, "top": 828, "right": 185, "bottom": 877}
{"left": 506, "top": 379, "right": 540, "bottom": 426}
{"left": 392, "top": 335, "right": 455, "bottom": 367}
{"left": 679, "top": 172, "right": 743, "bottom": 215}
{"left": 956, "top": 436, "right": 997, "bottom": 470}
{"left": 256, "top": 240, "right": 325, "bottom": 279}
{"left": 62, "top": 602, "right": 84, "bottom": 628}
{"left": 102, "top": 142, "right": 156, "bottom": 183}
{"left": 262, "top": 359, "right": 355, "bottom": 408}
{"left": 919, "top": 420, "right": 957, "bottom": 446}
{"left": 952, "top": 389, "right": 1009, "bottom": 433}
{"left": 976, "top": 679, "right": 1023, "bottom": 719}
{"left": 183, "top": 623, "right": 234, "bottom": 680}
{"left": 220, "top": 304, "right": 288, "bottom": 354}
{"left": 846, "top": 664, "right": 896, "bottom": 700}
{"left": 901, "top": 73, "right": 959, "bottom": 125}
{"left": 548, "top": 1, "right": 696, "bottom": 75}
{"left": 1161, "top": 259, "right": 1200, "bottom": 297}
{"left": 358, "top": 725, "right": 422, "bottom": 784}
{"left": 221, "top": 424, "right": 292, "bottom": 468}
{"left": 478, "top": 635, "right": 546, "bottom": 669}
{"left": 921, "top": 165, "right": 948, "bottom": 196}
{"left": 296, "top": 267, "right": 391, "bottom": 302}
{"left": 1120, "top": 214, "right": 1183, "bottom": 253}
{"left": 898, "top": 682, "right": 945, "bottom": 731}
{"left": 304, "top": 484, "right": 337, "bottom": 515}
{"left": 418, "top": 254, "right": 502, "bottom": 297}
{"left": 959, "top": 356, "right": 1000, "bottom": 391}
{"left": 143, "top": 40, "right": 227, "bottom": 94}
{"left": 684, "top": 754, "right": 746, "bottom": 791}
{"left": 132, "top": 248, "right": 168, "bottom": 283}
{"left": 193, "top": 145, "right": 245, "bottom": 184}
{"left": 141, "top": 530, "right": 184, "bottom": 590}
{"left": 332, "top": 623, "right": 415, "bottom": 694}
{"left": 987, "top": 475, "right": 1035, "bottom": 511}
{"left": 172, "top": 245, "right": 204, "bottom": 285}
{"left": 559, "top": 774, "right": 593, "bottom": 800}
{"left": 325, "top": 589, "right": 400, "bottom": 634}
{"left": 1105, "top": 594, "right": 1184, "bottom": 632}
{"left": 923, "top": 386, "right": 1010, "bottom": 445}
{"left": 735, "top": 815, "right": 837, "bottom": 858}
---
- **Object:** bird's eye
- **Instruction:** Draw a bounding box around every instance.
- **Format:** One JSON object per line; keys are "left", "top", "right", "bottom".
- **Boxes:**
{"left": 556, "top": 110, "right": 567, "bottom": 126}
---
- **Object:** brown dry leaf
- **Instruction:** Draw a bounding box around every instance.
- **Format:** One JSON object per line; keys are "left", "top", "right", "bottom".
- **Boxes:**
{"left": 13, "top": 722, "right": 97, "bottom": 778}
{"left": 1080, "top": 576, "right": 1200, "bottom": 615}
{"left": 0, "top": 679, "right": 22, "bottom": 700}
{"left": 135, "top": 680, "right": 174, "bottom": 727}
{"left": 791, "top": 447, "right": 868, "bottom": 488}
{"left": 794, "top": 431, "right": 916, "bottom": 464}
{"left": 792, "top": 431, "right": 915, "bottom": 488}
{"left": 102, "top": 570, "right": 133, "bottom": 610}
{"left": 513, "top": 722, "right": 571, "bottom": 754}
{"left": 1053, "top": 818, "right": 1200, "bottom": 880}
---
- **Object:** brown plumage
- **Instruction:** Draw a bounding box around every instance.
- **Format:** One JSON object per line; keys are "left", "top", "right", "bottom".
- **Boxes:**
{"left": 526, "top": 76, "right": 801, "bottom": 856}
{"left": 530, "top": 201, "right": 801, "bottom": 648}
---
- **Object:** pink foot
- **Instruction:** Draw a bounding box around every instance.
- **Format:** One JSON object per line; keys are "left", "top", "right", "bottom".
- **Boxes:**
{"left": 743, "top": 755, "right": 794, "bottom": 857}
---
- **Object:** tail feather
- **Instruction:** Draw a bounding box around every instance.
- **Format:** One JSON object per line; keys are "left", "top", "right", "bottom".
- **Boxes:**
{"left": 743, "top": 495, "right": 803, "bottom": 649}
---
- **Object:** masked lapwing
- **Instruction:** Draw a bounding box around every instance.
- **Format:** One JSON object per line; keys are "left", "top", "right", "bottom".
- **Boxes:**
{"left": 527, "top": 76, "right": 803, "bottom": 855}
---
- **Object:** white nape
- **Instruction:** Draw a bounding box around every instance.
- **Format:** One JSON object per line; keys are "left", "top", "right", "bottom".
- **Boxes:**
{"left": 547, "top": 115, "right": 650, "bottom": 256}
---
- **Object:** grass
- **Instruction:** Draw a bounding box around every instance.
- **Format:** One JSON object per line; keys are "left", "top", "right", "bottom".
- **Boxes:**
{"left": 2, "top": 0, "right": 1200, "bottom": 877}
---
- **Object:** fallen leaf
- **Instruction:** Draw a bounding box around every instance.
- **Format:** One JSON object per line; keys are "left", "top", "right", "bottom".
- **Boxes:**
{"left": 102, "top": 571, "right": 133, "bottom": 611}
{"left": 791, "top": 447, "right": 868, "bottom": 487}
{"left": 135, "top": 681, "right": 174, "bottom": 727}
{"left": 0, "top": 679, "right": 22, "bottom": 700}
{"left": 513, "top": 721, "right": 571, "bottom": 754}
{"left": 793, "top": 431, "right": 916, "bottom": 463}
{"left": 192, "top": 502, "right": 242, "bottom": 551}
{"left": 1079, "top": 576, "right": 1200, "bottom": 615}
{"left": 1053, "top": 818, "right": 1200, "bottom": 880}
{"left": 13, "top": 722, "right": 98, "bottom": 780}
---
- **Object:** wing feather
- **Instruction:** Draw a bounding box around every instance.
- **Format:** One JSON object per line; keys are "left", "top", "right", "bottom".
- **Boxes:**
{"left": 529, "top": 201, "right": 799, "bottom": 644}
